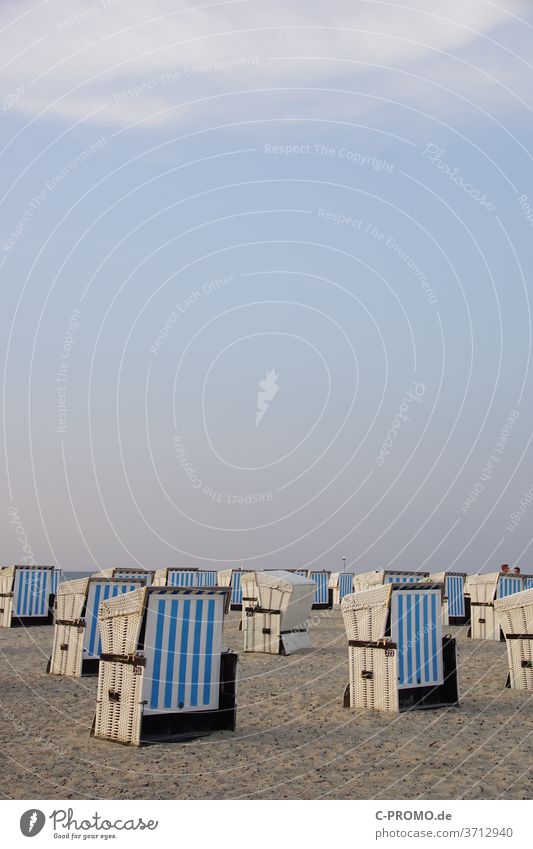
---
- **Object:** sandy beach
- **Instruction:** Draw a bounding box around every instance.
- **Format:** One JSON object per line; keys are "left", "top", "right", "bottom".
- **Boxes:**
{"left": 0, "top": 609, "right": 531, "bottom": 800}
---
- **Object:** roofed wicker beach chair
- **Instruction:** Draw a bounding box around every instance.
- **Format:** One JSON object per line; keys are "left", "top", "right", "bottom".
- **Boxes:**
{"left": 96, "top": 567, "right": 154, "bottom": 584}
{"left": 494, "top": 588, "right": 533, "bottom": 691}
{"left": 466, "top": 573, "right": 524, "bottom": 641}
{"left": 341, "top": 582, "right": 459, "bottom": 712}
{"left": 240, "top": 570, "right": 315, "bottom": 654}
{"left": 91, "top": 585, "right": 237, "bottom": 745}
{"left": 48, "top": 575, "right": 148, "bottom": 676}
{"left": 217, "top": 568, "right": 253, "bottom": 609}
{"left": 0, "top": 565, "right": 59, "bottom": 627}
{"left": 353, "top": 569, "right": 430, "bottom": 593}
{"left": 430, "top": 572, "right": 469, "bottom": 626}
{"left": 307, "top": 570, "right": 332, "bottom": 609}
{"left": 329, "top": 572, "right": 356, "bottom": 607}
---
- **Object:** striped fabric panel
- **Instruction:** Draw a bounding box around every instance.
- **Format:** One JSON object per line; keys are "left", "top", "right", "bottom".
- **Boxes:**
{"left": 339, "top": 573, "right": 354, "bottom": 599}
{"left": 390, "top": 589, "right": 443, "bottom": 689}
{"left": 143, "top": 592, "right": 224, "bottom": 713}
{"left": 524, "top": 577, "right": 533, "bottom": 590}
{"left": 84, "top": 582, "right": 138, "bottom": 657}
{"left": 51, "top": 570, "right": 59, "bottom": 595}
{"left": 496, "top": 576, "right": 524, "bottom": 599}
{"left": 197, "top": 571, "right": 217, "bottom": 587}
{"left": 168, "top": 571, "right": 198, "bottom": 588}
{"left": 446, "top": 575, "right": 465, "bottom": 617}
{"left": 13, "top": 569, "right": 52, "bottom": 617}
{"left": 309, "top": 572, "right": 328, "bottom": 604}
{"left": 385, "top": 573, "right": 420, "bottom": 584}
{"left": 231, "top": 571, "right": 242, "bottom": 605}
{"left": 113, "top": 571, "right": 151, "bottom": 585}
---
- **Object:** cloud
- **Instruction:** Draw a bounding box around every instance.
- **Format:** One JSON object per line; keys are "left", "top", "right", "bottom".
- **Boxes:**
{"left": 0, "top": 0, "right": 530, "bottom": 129}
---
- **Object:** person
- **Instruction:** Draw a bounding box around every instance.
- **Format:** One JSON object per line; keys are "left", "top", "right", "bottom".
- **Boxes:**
{"left": 500, "top": 564, "right": 510, "bottom": 573}
{"left": 513, "top": 566, "right": 521, "bottom": 576}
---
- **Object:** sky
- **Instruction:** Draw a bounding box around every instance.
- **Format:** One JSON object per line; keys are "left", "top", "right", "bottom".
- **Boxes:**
{"left": 1, "top": 0, "right": 533, "bottom": 574}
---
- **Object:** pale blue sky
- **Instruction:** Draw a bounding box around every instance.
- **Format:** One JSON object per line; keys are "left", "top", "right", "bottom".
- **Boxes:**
{"left": 2, "top": 1, "right": 533, "bottom": 573}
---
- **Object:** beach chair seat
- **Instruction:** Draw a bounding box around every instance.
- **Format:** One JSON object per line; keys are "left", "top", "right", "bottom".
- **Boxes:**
{"left": 341, "top": 582, "right": 459, "bottom": 713}
{"left": 430, "top": 572, "right": 468, "bottom": 626}
{"left": 329, "top": 572, "right": 356, "bottom": 606}
{"left": 466, "top": 573, "right": 525, "bottom": 641}
{"left": 0, "top": 565, "right": 58, "bottom": 627}
{"left": 241, "top": 571, "right": 315, "bottom": 654}
{"left": 48, "top": 576, "right": 147, "bottom": 676}
{"left": 494, "top": 588, "right": 533, "bottom": 691}
{"left": 91, "top": 585, "right": 236, "bottom": 745}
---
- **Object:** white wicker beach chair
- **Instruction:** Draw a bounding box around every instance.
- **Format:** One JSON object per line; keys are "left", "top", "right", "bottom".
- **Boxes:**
{"left": 341, "top": 582, "right": 458, "bottom": 712}
{"left": 430, "top": 572, "right": 468, "bottom": 627}
{"left": 48, "top": 575, "right": 148, "bottom": 676}
{"left": 241, "top": 571, "right": 315, "bottom": 654}
{"left": 494, "top": 588, "right": 533, "bottom": 691}
{"left": 329, "top": 572, "right": 356, "bottom": 607}
{"left": 91, "top": 585, "right": 237, "bottom": 746}
{"left": 352, "top": 569, "right": 430, "bottom": 594}
{"left": 216, "top": 568, "right": 253, "bottom": 609}
{"left": 466, "top": 573, "right": 525, "bottom": 641}
{"left": 0, "top": 565, "right": 59, "bottom": 627}
{"left": 96, "top": 567, "right": 154, "bottom": 584}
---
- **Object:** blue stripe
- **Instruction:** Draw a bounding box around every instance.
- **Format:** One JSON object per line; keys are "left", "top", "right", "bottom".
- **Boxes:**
{"left": 423, "top": 594, "right": 430, "bottom": 683}
{"left": 150, "top": 599, "right": 166, "bottom": 709}
{"left": 190, "top": 600, "right": 203, "bottom": 706}
{"left": 164, "top": 600, "right": 179, "bottom": 709}
{"left": 177, "top": 599, "right": 191, "bottom": 707}
{"left": 88, "top": 583, "right": 102, "bottom": 655}
{"left": 21, "top": 571, "right": 30, "bottom": 616}
{"left": 414, "top": 593, "right": 421, "bottom": 684}
{"left": 431, "top": 593, "right": 438, "bottom": 680}
{"left": 203, "top": 599, "right": 215, "bottom": 705}
{"left": 406, "top": 594, "right": 413, "bottom": 685}
{"left": 397, "top": 593, "right": 404, "bottom": 684}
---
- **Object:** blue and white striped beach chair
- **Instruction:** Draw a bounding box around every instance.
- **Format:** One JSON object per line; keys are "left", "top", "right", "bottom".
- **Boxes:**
{"left": 467, "top": 573, "right": 526, "bottom": 641}
{"left": 341, "top": 582, "right": 458, "bottom": 712}
{"left": 523, "top": 575, "right": 533, "bottom": 590}
{"left": 430, "top": 572, "right": 468, "bottom": 626}
{"left": 197, "top": 570, "right": 218, "bottom": 587}
{"left": 329, "top": 572, "right": 355, "bottom": 606}
{"left": 48, "top": 575, "right": 148, "bottom": 676}
{"left": 216, "top": 569, "right": 253, "bottom": 609}
{"left": 0, "top": 565, "right": 59, "bottom": 627}
{"left": 495, "top": 588, "right": 533, "bottom": 691}
{"left": 97, "top": 567, "right": 154, "bottom": 584}
{"left": 153, "top": 567, "right": 199, "bottom": 587}
{"left": 353, "top": 569, "right": 430, "bottom": 594}
{"left": 307, "top": 570, "right": 332, "bottom": 609}
{"left": 92, "top": 585, "right": 237, "bottom": 746}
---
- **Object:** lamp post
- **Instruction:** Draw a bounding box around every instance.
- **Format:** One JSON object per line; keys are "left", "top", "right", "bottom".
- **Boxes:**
{"left": 342, "top": 556, "right": 347, "bottom": 572}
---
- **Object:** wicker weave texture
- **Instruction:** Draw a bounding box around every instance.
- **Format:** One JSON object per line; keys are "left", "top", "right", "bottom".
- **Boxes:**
{"left": 506, "top": 639, "right": 533, "bottom": 691}
{"left": 0, "top": 568, "right": 14, "bottom": 627}
{"left": 55, "top": 578, "right": 90, "bottom": 622}
{"left": 341, "top": 586, "right": 390, "bottom": 642}
{"left": 466, "top": 574, "right": 499, "bottom": 604}
{"left": 49, "top": 624, "right": 84, "bottom": 676}
{"left": 494, "top": 589, "right": 533, "bottom": 636}
{"left": 348, "top": 645, "right": 399, "bottom": 712}
{"left": 470, "top": 605, "right": 500, "bottom": 640}
{"left": 243, "top": 611, "right": 281, "bottom": 654}
{"left": 94, "top": 660, "right": 144, "bottom": 745}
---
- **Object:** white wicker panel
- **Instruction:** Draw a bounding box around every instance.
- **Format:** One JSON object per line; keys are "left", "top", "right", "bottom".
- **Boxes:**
{"left": 349, "top": 645, "right": 399, "bottom": 712}
{"left": 98, "top": 588, "right": 146, "bottom": 656}
{"left": 506, "top": 639, "right": 533, "bottom": 691}
{"left": 470, "top": 605, "right": 500, "bottom": 640}
{"left": 341, "top": 586, "right": 390, "bottom": 642}
{"left": 0, "top": 568, "right": 14, "bottom": 628}
{"left": 243, "top": 611, "right": 281, "bottom": 654}
{"left": 49, "top": 624, "right": 85, "bottom": 676}
{"left": 353, "top": 571, "right": 384, "bottom": 593}
{"left": 55, "top": 578, "right": 89, "bottom": 622}
{"left": 94, "top": 660, "right": 144, "bottom": 746}
{"left": 495, "top": 589, "right": 533, "bottom": 636}
{"left": 152, "top": 569, "right": 167, "bottom": 587}
{"left": 466, "top": 574, "right": 499, "bottom": 604}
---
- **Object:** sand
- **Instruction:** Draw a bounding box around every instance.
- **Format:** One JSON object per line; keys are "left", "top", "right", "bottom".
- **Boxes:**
{"left": 0, "top": 609, "right": 531, "bottom": 800}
